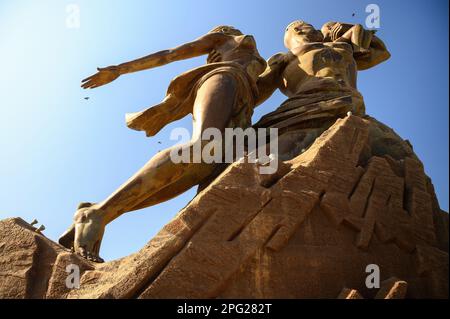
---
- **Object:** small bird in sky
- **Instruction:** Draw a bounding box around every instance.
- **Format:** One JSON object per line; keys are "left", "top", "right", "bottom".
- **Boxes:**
{"left": 84, "top": 97, "right": 90, "bottom": 100}
{"left": 158, "top": 141, "right": 162, "bottom": 144}
{"left": 352, "top": 13, "right": 355, "bottom": 17}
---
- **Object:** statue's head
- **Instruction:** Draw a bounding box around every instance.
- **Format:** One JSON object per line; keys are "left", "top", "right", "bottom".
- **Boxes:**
{"left": 284, "top": 20, "right": 324, "bottom": 49}
{"left": 208, "top": 25, "right": 243, "bottom": 36}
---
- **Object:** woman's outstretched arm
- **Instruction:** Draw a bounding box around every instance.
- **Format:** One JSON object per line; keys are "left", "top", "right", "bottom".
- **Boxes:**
{"left": 81, "top": 32, "right": 227, "bottom": 89}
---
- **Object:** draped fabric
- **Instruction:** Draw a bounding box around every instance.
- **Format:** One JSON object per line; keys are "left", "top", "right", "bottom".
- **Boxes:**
{"left": 125, "top": 62, "right": 259, "bottom": 137}
{"left": 254, "top": 88, "right": 365, "bottom": 135}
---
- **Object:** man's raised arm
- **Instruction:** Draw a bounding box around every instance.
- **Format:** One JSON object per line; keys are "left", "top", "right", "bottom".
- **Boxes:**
{"left": 354, "top": 35, "right": 391, "bottom": 70}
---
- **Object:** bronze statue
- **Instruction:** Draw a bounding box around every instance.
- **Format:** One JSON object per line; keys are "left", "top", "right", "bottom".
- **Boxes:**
{"left": 60, "top": 21, "right": 390, "bottom": 263}
{"left": 59, "top": 26, "right": 266, "bottom": 262}
{"left": 255, "top": 20, "right": 390, "bottom": 159}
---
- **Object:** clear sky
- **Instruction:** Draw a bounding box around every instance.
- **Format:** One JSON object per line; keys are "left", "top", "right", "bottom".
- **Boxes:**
{"left": 0, "top": 0, "right": 448, "bottom": 261}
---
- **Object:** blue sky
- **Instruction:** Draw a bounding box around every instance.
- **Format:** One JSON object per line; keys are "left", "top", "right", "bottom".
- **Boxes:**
{"left": 0, "top": 0, "right": 448, "bottom": 261}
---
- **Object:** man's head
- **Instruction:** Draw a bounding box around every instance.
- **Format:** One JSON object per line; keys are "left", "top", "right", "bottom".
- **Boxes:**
{"left": 284, "top": 20, "right": 324, "bottom": 49}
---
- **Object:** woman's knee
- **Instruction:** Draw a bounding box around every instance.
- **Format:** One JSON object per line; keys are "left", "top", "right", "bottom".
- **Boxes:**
{"left": 171, "top": 138, "right": 222, "bottom": 163}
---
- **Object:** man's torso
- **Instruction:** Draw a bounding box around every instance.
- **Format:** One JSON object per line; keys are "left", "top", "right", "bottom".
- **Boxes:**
{"left": 280, "top": 41, "right": 358, "bottom": 97}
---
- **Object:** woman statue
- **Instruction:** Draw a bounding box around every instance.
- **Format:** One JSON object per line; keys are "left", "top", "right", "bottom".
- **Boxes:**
{"left": 59, "top": 26, "right": 267, "bottom": 262}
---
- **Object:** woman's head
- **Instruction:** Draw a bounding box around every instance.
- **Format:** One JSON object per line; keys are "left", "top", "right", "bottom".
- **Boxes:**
{"left": 208, "top": 25, "right": 243, "bottom": 36}
{"left": 284, "top": 20, "right": 323, "bottom": 49}
{"left": 206, "top": 26, "right": 243, "bottom": 64}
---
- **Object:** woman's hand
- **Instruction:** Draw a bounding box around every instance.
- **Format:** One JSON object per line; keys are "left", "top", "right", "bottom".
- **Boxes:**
{"left": 81, "top": 66, "right": 121, "bottom": 89}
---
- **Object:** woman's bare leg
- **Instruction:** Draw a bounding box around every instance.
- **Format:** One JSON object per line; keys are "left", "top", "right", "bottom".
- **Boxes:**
{"left": 65, "top": 73, "right": 237, "bottom": 261}
{"left": 127, "top": 164, "right": 216, "bottom": 211}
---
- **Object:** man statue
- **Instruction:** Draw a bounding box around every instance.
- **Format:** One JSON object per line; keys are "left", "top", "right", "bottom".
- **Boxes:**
{"left": 255, "top": 20, "right": 390, "bottom": 159}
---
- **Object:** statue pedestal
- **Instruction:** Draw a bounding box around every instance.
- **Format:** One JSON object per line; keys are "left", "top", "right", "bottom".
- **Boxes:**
{"left": 1, "top": 116, "right": 447, "bottom": 299}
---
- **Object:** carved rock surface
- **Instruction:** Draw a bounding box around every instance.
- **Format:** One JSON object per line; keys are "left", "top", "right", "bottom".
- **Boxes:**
{"left": 0, "top": 115, "right": 448, "bottom": 298}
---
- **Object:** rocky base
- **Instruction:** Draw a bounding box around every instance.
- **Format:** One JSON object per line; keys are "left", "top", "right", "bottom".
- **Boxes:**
{"left": 0, "top": 115, "right": 448, "bottom": 299}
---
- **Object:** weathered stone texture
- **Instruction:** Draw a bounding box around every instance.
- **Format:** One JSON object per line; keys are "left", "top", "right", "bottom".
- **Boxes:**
{"left": 0, "top": 116, "right": 447, "bottom": 299}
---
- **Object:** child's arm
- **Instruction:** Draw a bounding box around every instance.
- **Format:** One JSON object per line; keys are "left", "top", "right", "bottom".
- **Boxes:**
{"left": 322, "top": 22, "right": 390, "bottom": 70}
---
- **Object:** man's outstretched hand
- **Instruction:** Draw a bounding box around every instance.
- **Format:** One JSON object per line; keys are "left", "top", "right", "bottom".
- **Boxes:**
{"left": 81, "top": 66, "right": 120, "bottom": 89}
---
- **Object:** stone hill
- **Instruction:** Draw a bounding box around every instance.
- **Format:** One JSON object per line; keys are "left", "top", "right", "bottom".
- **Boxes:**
{"left": 0, "top": 115, "right": 447, "bottom": 298}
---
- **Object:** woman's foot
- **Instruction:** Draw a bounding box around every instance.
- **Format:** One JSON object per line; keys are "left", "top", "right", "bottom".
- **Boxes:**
{"left": 58, "top": 223, "right": 75, "bottom": 249}
{"left": 72, "top": 203, "right": 106, "bottom": 263}
{"left": 58, "top": 203, "right": 94, "bottom": 250}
